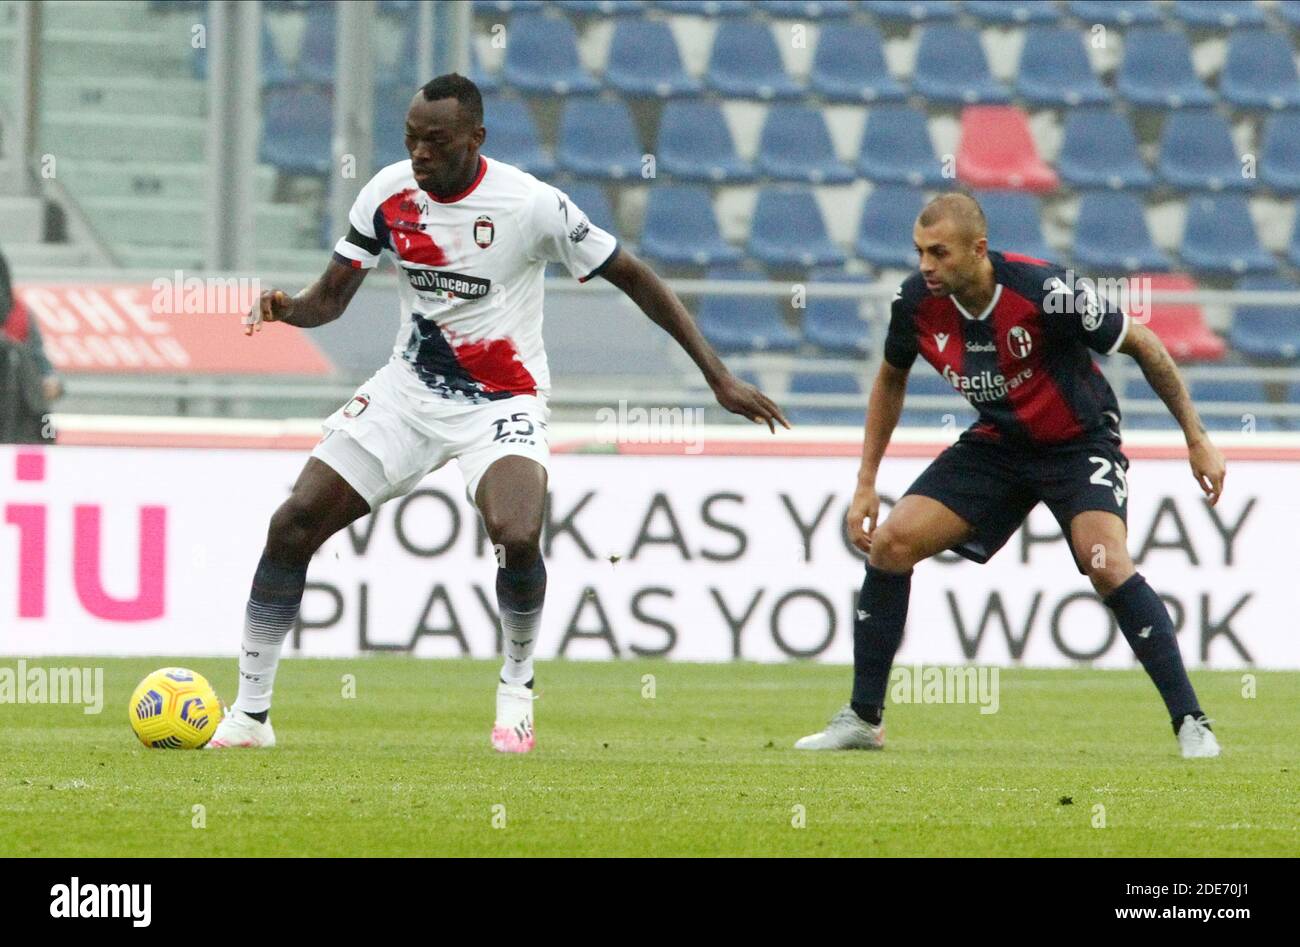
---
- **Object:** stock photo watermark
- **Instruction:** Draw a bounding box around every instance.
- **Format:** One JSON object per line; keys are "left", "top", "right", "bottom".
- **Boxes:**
{"left": 595, "top": 400, "right": 707, "bottom": 455}
{"left": 0, "top": 660, "right": 104, "bottom": 715}
{"left": 887, "top": 664, "right": 1000, "bottom": 715}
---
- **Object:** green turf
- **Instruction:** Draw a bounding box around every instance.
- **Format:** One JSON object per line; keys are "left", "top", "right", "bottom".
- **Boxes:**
{"left": 1, "top": 657, "right": 1295, "bottom": 856}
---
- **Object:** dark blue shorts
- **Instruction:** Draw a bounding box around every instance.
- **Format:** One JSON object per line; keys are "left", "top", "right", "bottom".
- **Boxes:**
{"left": 903, "top": 433, "right": 1130, "bottom": 572}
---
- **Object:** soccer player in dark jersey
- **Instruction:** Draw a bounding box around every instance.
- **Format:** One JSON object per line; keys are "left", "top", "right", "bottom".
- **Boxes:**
{"left": 796, "top": 193, "right": 1226, "bottom": 758}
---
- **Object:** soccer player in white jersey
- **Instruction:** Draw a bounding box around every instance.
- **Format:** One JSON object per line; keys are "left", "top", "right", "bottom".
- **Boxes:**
{"left": 209, "top": 74, "right": 788, "bottom": 752}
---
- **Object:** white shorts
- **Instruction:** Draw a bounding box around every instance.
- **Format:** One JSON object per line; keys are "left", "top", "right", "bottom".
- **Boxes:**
{"left": 311, "top": 361, "right": 550, "bottom": 510}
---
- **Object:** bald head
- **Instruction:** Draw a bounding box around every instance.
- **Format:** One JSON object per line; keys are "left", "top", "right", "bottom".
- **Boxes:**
{"left": 912, "top": 193, "right": 993, "bottom": 299}
{"left": 917, "top": 193, "right": 987, "bottom": 242}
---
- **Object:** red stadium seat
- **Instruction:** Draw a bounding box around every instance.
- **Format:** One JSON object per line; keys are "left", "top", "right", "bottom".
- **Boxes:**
{"left": 1136, "top": 273, "right": 1227, "bottom": 362}
{"left": 956, "top": 106, "right": 1058, "bottom": 193}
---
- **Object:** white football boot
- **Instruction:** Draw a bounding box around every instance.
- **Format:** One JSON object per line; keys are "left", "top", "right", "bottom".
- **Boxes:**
{"left": 205, "top": 708, "right": 276, "bottom": 749}
{"left": 1176, "top": 714, "right": 1220, "bottom": 759}
{"left": 794, "top": 705, "right": 885, "bottom": 750}
{"left": 491, "top": 682, "right": 536, "bottom": 754}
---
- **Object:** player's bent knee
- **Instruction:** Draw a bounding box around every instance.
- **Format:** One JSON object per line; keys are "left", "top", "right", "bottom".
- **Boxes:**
{"left": 483, "top": 517, "right": 542, "bottom": 570}
{"left": 1087, "top": 561, "right": 1135, "bottom": 599}
{"left": 266, "top": 495, "right": 327, "bottom": 561}
{"left": 868, "top": 525, "right": 920, "bottom": 573}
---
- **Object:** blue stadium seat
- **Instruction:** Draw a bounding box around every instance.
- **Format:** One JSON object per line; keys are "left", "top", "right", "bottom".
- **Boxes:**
{"left": 1072, "top": 192, "right": 1169, "bottom": 273}
{"left": 1117, "top": 28, "right": 1214, "bottom": 108}
{"left": 1220, "top": 30, "right": 1300, "bottom": 110}
{"left": 1157, "top": 110, "right": 1250, "bottom": 192}
{"left": 468, "top": 45, "right": 499, "bottom": 95}
{"left": 810, "top": 23, "right": 906, "bottom": 104}
{"left": 553, "top": 0, "right": 646, "bottom": 13}
{"left": 788, "top": 373, "right": 863, "bottom": 427}
{"left": 192, "top": 21, "right": 292, "bottom": 86}
{"left": 1281, "top": 1, "right": 1300, "bottom": 27}
{"left": 706, "top": 21, "right": 802, "bottom": 101}
{"left": 857, "top": 105, "right": 945, "bottom": 187}
{"left": 749, "top": 189, "right": 846, "bottom": 268}
{"left": 481, "top": 96, "right": 554, "bottom": 176}
{"left": 260, "top": 85, "right": 332, "bottom": 176}
{"left": 657, "top": 102, "right": 753, "bottom": 183}
{"left": 976, "top": 191, "right": 1056, "bottom": 263}
{"left": 604, "top": 19, "right": 701, "bottom": 99}
{"left": 473, "top": 0, "right": 544, "bottom": 12}
{"left": 1181, "top": 195, "right": 1277, "bottom": 277}
{"left": 803, "top": 268, "right": 871, "bottom": 357}
{"left": 854, "top": 185, "right": 925, "bottom": 269}
{"left": 374, "top": 83, "right": 412, "bottom": 168}
{"left": 764, "top": 0, "right": 853, "bottom": 17}
{"left": 1016, "top": 27, "right": 1109, "bottom": 107}
{"left": 912, "top": 24, "right": 1010, "bottom": 105}
{"left": 1264, "top": 113, "right": 1300, "bottom": 192}
{"left": 696, "top": 268, "right": 800, "bottom": 354}
{"left": 639, "top": 186, "right": 742, "bottom": 267}
{"left": 902, "top": 371, "right": 974, "bottom": 428}
{"left": 501, "top": 14, "right": 599, "bottom": 96}
{"left": 1229, "top": 275, "right": 1300, "bottom": 361}
{"left": 756, "top": 105, "right": 854, "bottom": 185}
{"left": 1170, "top": 0, "right": 1266, "bottom": 28}
{"left": 867, "top": 0, "right": 956, "bottom": 22}
{"left": 298, "top": 6, "right": 337, "bottom": 85}
{"left": 557, "top": 99, "right": 642, "bottom": 180}
{"left": 1190, "top": 379, "right": 1271, "bottom": 431}
{"left": 396, "top": 23, "right": 496, "bottom": 92}
{"left": 907, "top": 372, "right": 960, "bottom": 397}
{"left": 1056, "top": 109, "right": 1153, "bottom": 190}
{"left": 559, "top": 183, "right": 618, "bottom": 237}
{"left": 1064, "top": 1, "right": 1162, "bottom": 25}
{"left": 655, "top": 0, "right": 751, "bottom": 14}
{"left": 964, "top": 1, "right": 1059, "bottom": 24}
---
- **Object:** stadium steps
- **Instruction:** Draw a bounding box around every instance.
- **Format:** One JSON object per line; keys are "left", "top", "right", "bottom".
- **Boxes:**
{"left": 80, "top": 197, "right": 316, "bottom": 251}
{"left": 4, "top": 76, "right": 208, "bottom": 119}
{"left": 22, "top": 29, "right": 190, "bottom": 79}
{"left": 0, "top": 196, "right": 44, "bottom": 244}
{"left": 40, "top": 113, "right": 206, "bottom": 162}
{"left": 1, "top": 241, "right": 101, "bottom": 271}
{"left": 58, "top": 161, "right": 278, "bottom": 205}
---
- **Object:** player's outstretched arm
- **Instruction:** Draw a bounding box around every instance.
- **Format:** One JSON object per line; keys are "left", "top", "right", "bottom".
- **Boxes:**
{"left": 846, "top": 361, "right": 908, "bottom": 554}
{"left": 600, "top": 248, "right": 789, "bottom": 432}
{"left": 243, "top": 258, "right": 370, "bottom": 337}
{"left": 1119, "top": 322, "right": 1226, "bottom": 505}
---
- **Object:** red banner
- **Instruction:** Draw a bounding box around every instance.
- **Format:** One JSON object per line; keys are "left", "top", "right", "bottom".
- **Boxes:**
{"left": 16, "top": 281, "right": 334, "bottom": 375}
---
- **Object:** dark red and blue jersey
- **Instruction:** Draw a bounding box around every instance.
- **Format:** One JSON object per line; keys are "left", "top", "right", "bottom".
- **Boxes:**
{"left": 884, "top": 250, "right": 1131, "bottom": 447}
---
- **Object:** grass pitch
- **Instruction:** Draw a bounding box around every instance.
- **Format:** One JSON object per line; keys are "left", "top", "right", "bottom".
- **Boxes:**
{"left": 1, "top": 657, "right": 1295, "bottom": 857}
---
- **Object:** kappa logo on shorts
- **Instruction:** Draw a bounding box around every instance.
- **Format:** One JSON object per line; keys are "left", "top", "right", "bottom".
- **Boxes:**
{"left": 342, "top": 393, "right": 371, "bottom": 418}
{"left": 1007, "top": 325, "right": 1033, "bottom": 359}
{"left": 474, "top": 215, "right": 494, "bottom": 249}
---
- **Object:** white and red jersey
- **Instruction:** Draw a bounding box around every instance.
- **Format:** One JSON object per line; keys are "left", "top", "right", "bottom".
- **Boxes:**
{"left": 332, "top": 156, "right": 619, "bottom": 404}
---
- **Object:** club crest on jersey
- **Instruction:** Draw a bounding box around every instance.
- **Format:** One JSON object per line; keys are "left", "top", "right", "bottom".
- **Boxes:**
{"left": 934, "top": 332, "right": 950, "bottom": 352}
{"left": 1007, "top": 325, "right": 1033, "bottom": 358}
{"left": 343, "top": 393, "right": 370, "bottom": 419}
{"left": 473, "top": 215, "right": 494, "bottom": 249}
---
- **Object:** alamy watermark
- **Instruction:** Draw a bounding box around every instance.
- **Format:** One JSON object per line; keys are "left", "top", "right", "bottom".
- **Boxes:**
{"left": 595, "top": 400, "right": 706, "bottom": 455}
{"left": 888, "top": 664, "right": 1000, "bottom": 715}
{"left": 0, "top": 660, "right": 104, "bottom": 715}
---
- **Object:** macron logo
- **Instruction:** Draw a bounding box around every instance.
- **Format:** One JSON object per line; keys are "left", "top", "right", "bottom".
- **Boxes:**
{"left": 50, "top": 877, "right": 151, "bottom": 928}
{"left": 1138, "top": 626, "right": 1153, "bottom": 639}
{"left": 934, "top": 333, "right": 950, "bottom": 353}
